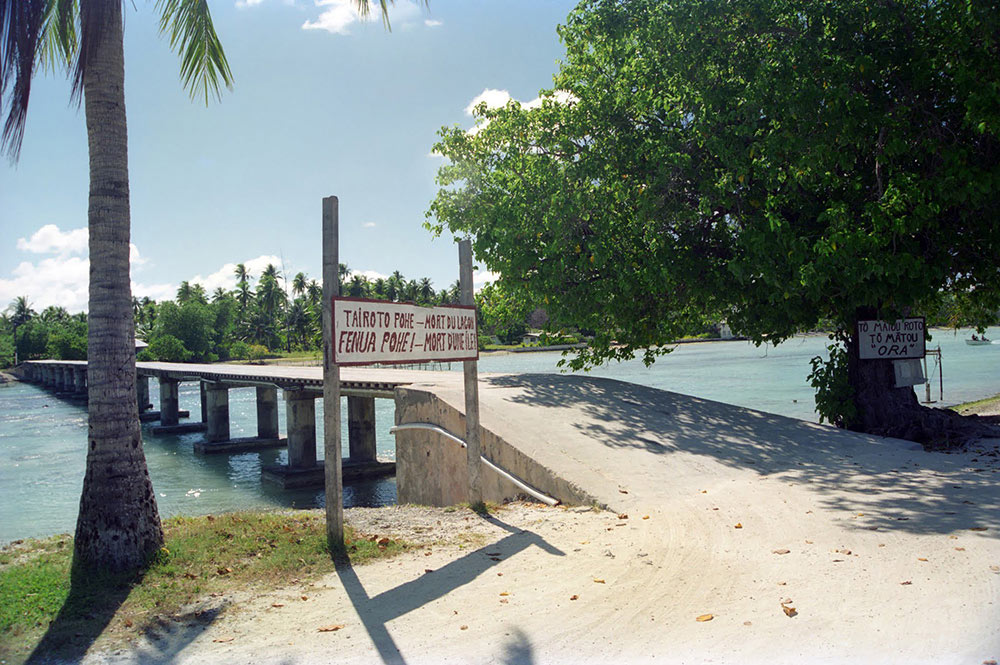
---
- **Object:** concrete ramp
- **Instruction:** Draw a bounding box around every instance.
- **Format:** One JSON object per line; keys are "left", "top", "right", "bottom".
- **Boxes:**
{"left": 390, "top": 372, "right": 1000, "bottom": 662}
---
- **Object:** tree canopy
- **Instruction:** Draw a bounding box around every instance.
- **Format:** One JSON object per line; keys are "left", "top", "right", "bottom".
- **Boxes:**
{"left": 429, "top": 0, "right": 1000, "bottom": 437}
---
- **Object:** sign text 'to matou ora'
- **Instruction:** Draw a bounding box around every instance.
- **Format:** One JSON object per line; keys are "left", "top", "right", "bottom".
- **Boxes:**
{"left": 857, "top": 317, "right": 926, "bottom": 360}
{"left": 333, "top": 297, "right": 478, "bottom": 366}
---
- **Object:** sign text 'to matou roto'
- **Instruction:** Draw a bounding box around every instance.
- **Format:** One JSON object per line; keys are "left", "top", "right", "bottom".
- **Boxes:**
{"left": 333, "top": 297, "right": 478, "bottom": 366}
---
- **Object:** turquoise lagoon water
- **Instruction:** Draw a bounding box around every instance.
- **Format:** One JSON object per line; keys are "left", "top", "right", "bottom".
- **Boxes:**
{"left": 1, "top": 326, "right": 997, "bottom": 543}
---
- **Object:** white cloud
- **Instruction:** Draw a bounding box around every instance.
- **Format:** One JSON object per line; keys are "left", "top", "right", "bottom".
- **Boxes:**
{"left": 473, "top": 269, "right": 497, "bottom": 289}
{"left": 350, "top": 268, "right": 388, "bottom": 282}
{"left": 16, "top": 224, "right": 88, "bottom": 256}
{"left": 187, "top": 254, "right": 285, "bottom": 294}
{"left": 362, "top": 221, "right": 377, "bottom": 228}
{"left": 465, "top": 88, "right": 512, "bottom": 116}
{"left": 235, "top": 0, "right": 265, "bottom": 8}
{"left": 2, "top": 225, "right": 153, "bottom": 312}
{"left": 303, "top": 0, "right": 427, "bottom": 34}
{"left": 424, "top": 18, "right": 442, "bottom": 27}
{"left": 463, "top": 88, "right": 578, "bottom": 136}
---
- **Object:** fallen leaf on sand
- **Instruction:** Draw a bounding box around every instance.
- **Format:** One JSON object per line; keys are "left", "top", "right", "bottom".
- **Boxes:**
{"left": 594, "top": 578, "right": 606, "bottom": 584}
{"left": 378, "top": 537, "right": 390, "bottom": 546}
{"left": 696, "top": 614, "right": 714, "bottom": 622}
{"left": 772, "top": 549, "right": 791, "bottom": 555}
{"left": 271, "top": 603, "right": 284, "bottom": 608}
{"left": 643, "top": 515, "right": 650, "bottom": 520}
{"left": 900, "top": 581, "right": 912, "bottom": 585}
{"left": 425, "top": 569, "right": 434, "bottom": 573}
{"left": 917, "top": 557, "right": 928, "bottom": 562}
{"left": 499, "top": 592, "right": 510, "bottom": 597}
{"left": 570, "top": 595, "right": 579, "bottom": 601}
{"left": 781, "top": 603, "right": 797, "bottom": 618}
{"left": 734, "top": 523, "right": 743, "bottom": 529}
{"left": 460, "top": 625, "right": 468, "bottom": 631}
{"left": 301, "top": 596, "right": 309, "bottom": 601}
{"left": 955, "top": 547, "right": 966, "bottom": 552}
{"left": 124, "top": 619, "right": 133, "bottom": 628}
{"left": 618, "top": 488, "right": 629, "bottom": 494}
{"left": 318, "top": 624, "right": 344, "bottom": 632}
{"left": 837, "top": 548, "right": 852, "bottom": 555}
{"left": 618, "top": 513, "right": 629, "bottom": 520}
{"left": 213, "top": 636, "right": 235, "bottom": 643}
{"left": 989, "top": 565, "right": 999, "bottom": 573}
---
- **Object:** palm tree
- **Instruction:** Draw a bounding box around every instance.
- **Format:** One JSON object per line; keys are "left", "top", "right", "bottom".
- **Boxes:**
{"left": 1, "top": 0, "right": 395, "bottom": 572}
{"left": 7, "top": 296, "right": 35, "bottom": 365}
{"left": 418, "top": 277, "right": 433, "bottom": 304}
{"left": 292, "top": 272, "right": 307, "bottom": 298}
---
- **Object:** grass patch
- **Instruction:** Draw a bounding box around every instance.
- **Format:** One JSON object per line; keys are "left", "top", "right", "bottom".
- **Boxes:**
{"left": 950, "top": 393, "right": 1000, "bottom": 414}
{"left": 1, "top": 510, "right": 412, "bottom": 664}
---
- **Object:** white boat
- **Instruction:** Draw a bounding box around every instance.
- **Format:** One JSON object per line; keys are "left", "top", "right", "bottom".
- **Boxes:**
{"left": 966, "top": 338, "right": 993, "bottom": 346}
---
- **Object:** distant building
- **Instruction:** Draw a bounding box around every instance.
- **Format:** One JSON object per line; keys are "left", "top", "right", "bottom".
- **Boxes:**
{"left": 716, "top": 322, "right": 735, "bottom": 340}
{"left": 521, "top": 332, "right": 541, "bottom": 345}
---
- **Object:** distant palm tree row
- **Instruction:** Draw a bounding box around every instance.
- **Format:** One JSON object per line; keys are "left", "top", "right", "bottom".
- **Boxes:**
{"left": 130, "top": 263, "right": 461, "bottom": 361}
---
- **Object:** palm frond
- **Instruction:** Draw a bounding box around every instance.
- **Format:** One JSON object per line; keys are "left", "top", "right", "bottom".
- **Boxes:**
{"left": 155, "top": 0, "right": 233, "bottom": 104}
{"left": 355, "top": 0, "right": 428, "bottom": 32}
{"left": 0, "top": 0, "right": 48, "bottom": 159}
{"left": 37, "top": 0, "right": 77, "bottom": 74}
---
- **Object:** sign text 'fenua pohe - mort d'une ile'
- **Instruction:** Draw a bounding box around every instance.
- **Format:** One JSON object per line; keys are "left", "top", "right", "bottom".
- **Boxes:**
{"left": 332, "top": 298, "right": 478, "bottom": 366}
{"left": 856, "top": 317, "right": 926, "bottom": 360}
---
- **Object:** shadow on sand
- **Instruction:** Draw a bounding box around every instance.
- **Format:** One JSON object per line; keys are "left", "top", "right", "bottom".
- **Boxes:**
{"left": 337, "top": 513, "right": 562, "bottom": 665}
{"left": 482, "top": 373, "right": 1000, "bottom": 539}
{"left": 25, "top": 564, "right": 224, "bottom": 665}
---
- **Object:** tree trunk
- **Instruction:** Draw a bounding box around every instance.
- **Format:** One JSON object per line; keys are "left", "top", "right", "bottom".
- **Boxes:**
{"left": 847, "top": 309, "right": 999, "bottom": 449}
{"left": 74, "top": 0, "right": 163, "bottom": 571}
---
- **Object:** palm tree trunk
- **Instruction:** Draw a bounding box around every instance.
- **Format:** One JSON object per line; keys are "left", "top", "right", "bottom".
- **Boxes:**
{"left": 74, "top": 0, "right": 163, "bottom": 571}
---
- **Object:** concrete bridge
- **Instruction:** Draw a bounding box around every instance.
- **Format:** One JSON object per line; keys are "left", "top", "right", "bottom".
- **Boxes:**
{"left": 19, "top": 360, "right": 444, "bottom": 490}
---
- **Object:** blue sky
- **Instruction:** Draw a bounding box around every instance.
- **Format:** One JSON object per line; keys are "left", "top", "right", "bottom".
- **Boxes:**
{"left": 1, "top": 0, "right": 578, "bottom": 312}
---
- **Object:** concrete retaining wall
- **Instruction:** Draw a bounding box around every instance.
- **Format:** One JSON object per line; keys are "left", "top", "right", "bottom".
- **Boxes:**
{"left": 393, "top": 386, "right": 595, "bottom": 507}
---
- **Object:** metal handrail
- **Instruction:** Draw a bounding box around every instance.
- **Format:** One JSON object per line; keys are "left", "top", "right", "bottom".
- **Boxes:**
{"left": 389, "top": 423, "right": 560, "bottom": 507}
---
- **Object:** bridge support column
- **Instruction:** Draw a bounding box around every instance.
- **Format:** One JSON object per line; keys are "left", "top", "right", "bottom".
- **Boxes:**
{"left": 199, "top": 382, "right": 208, "bottom": 424}
{"left": 159, "top": 378, "right": 180, "bottom": 426}
{"left": 57, "top": 367, "right": 69, "bottom": 391}
{"left": 137, "top": 375, "right": 151, "bottom": 412}
{"left": 150, "top": 378, "right": 203, "bottom": 434}
{"left": 348, "top": 396, "right": 377, "bottom": 463}
{"left": 257, "top": 386, "right": 280, "bottom": 439}
{"left": 72, "top": 367, "right": 87, "bottom": 396}
{"left": 286, "top": 391, "right": 317, "bottom": 469}
{"left": 205, "top": 383, "right": 230, "bottom": 442}
{"left": 194, "top": 385, "right": 286, "bottom": 454}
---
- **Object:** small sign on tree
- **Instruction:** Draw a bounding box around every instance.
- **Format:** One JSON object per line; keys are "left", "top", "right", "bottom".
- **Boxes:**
{"left": 857, "top": 318, "right": 926, "bottom": 360}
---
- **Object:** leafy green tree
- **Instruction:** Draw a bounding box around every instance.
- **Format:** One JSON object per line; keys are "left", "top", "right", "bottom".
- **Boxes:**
{"left": 429, "top": 0, "right": 1000, "bottom": 445}
{"left": 154, "top": 300, "right": 215, "bottom": 361}
{"left": 46, "top": 318, "right": 88, "bottom": 360}
{"left": 146, "top": 333, "right": 191, "bottom": 362}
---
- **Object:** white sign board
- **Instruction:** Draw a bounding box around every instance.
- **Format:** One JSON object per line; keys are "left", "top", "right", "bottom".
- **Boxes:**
{"left": 333, "top": 297, "right": 478, "bottom": 366}
{"left": 857, "top": 318, "right": 925, "bottom": 360}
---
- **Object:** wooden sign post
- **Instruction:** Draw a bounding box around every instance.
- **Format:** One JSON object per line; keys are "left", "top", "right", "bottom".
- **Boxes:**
{"left": 459, "top": 240, "right": 482, "bottom": 506}
{"left": 322, "top": 196, "right": 481, "bottom": 546}
{"left": 322, "top": 196, "right": 343, "bottom": 550}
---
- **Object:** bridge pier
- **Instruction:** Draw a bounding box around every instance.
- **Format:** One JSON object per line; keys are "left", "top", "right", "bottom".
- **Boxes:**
{"left": 263, "top": 390, "right": 393, "bottom": 489}
{"left": 348, "top": 396, "right": 377, "bottom": 463}
{"left": 59, "top": 366, "right": 73, "bottom": 392}
{"left": 72, "top": 367, "right": 87, "bottom": 396}
{"left": 137, "top": 375, "right": 152, "bottom": 413}
{"left": 150, "top": 378, "right": 201, "bottom": 434}
{"left": 194, "top": 384, "right": 286, "bottom": 454}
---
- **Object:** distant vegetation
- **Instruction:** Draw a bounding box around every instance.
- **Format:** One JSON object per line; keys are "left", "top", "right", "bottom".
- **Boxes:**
{"left": 2, "top": 271, "right": 993, "bottom": 369}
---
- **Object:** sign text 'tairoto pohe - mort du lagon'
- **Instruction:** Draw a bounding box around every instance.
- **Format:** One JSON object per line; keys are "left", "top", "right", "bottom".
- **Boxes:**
{"left": 857, "top": 317, "right": 926, "bottom": 360}
{"left": 333, "top": 297, "right": 478, "bottom": 366}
